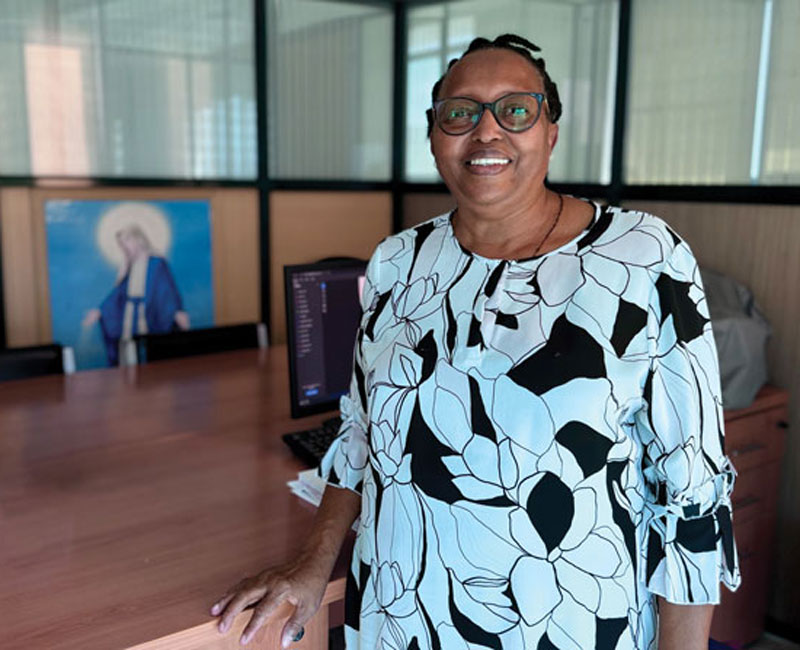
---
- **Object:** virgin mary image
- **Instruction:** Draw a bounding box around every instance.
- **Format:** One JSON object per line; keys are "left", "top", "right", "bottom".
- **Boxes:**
{"left": 82, "top": 203, "right": 190, "bottom": 366}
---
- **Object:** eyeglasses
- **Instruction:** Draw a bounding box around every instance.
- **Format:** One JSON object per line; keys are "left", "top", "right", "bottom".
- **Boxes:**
{"left": 430, "top": 92, "right": 546, "bottom": 136}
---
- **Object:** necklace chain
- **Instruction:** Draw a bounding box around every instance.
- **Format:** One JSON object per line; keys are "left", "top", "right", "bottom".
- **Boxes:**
{"left": 532, "top": 192, "right": 563, "bottom": 257}
{"left": 452, "top": 192, "right": 564, "bottom": 259}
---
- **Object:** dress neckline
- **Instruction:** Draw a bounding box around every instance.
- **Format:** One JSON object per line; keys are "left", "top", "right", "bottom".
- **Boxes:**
{"left": 449, "top": 198, "right": 603, "bottom": 265}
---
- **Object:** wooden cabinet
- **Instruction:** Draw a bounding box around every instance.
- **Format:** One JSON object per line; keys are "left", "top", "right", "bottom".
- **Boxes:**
{"left": 710, "top": 386, "right": 789, "bottom": 645}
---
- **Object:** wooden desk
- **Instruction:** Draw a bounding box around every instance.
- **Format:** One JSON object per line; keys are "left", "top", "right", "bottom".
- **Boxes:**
{"left": 0, "top": 347, "right": 350, "bottom": 649}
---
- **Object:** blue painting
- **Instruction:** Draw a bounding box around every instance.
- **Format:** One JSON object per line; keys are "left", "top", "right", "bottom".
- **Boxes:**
{"left": 45, "top": 199, "right": 214, "bottom": 370}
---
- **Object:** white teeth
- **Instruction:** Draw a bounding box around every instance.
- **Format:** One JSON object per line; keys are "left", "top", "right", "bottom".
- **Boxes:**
{"left": 468, "top": 158, "right": 511, "bottom": 166}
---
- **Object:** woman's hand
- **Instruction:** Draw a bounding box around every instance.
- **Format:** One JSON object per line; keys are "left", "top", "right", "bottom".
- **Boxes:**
{"left": 174, "top": 311, "right": 190, "bottom": 330}
{"left": 211, "top": 485, "right": 361, "bottom": 646}
{"left": 211, "top": 555, "right": 328, "bottom": 647}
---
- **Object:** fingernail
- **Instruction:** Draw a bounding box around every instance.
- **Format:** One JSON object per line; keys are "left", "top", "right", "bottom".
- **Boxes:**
{"left": 211, "top": 604, "right": 219, "bottom": 615}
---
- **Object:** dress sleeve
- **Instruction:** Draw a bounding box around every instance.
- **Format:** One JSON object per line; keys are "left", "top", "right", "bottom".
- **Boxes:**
{"left": 636, "top": 238, "right": 741, "bottom": 604}
{"left": 317, "top": 246, "right": 382, "bottom": 495}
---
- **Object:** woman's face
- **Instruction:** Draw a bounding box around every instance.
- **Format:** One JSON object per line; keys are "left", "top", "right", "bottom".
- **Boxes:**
{"left": 430, "top": 48, "right": 558, "bottom": 212}
{"left": 117, "top": 231, "right": 145, "bottom": 261}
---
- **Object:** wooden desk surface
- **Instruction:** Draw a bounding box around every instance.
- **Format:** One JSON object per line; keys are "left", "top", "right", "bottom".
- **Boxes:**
{"left": 0, "top": 347, "right": 349, "bottom": 649}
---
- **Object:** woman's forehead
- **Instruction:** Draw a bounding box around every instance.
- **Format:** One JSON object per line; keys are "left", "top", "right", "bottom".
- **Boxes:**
{"left": 439, "top": 48, "right": 544, "bottom": 98}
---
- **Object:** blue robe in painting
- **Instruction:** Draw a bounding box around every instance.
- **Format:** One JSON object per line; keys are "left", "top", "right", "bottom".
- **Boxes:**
{"left": 99, "top": 256, "right": 183, "bottom": 366}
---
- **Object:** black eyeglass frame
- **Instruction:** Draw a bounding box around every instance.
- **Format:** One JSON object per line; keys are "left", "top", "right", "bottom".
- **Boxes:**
{"left": 428, "top": 92, "right": 548, "bottom": 136}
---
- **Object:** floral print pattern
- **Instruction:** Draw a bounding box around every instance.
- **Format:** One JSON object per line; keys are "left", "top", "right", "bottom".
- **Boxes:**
{"left": 319, "top": 201, "right": 740, "bottom": 650}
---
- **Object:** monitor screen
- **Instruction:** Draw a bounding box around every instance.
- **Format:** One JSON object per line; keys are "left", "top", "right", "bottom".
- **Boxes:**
{"left": 284, "top": 259, "right": 367, "bottom": 418}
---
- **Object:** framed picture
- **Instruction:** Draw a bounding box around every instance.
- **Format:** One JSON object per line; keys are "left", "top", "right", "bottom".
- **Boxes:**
{"left": 45, "top": 199, "right": 214, "bottom": 369}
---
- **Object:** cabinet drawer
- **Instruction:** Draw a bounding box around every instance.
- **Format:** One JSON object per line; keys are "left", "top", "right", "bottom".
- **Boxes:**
{"left": 724, "top": 407, "right": 787, "bottom": 472}
{"left": 730, "top": 461, "right": 782, "bottom": 526}
{"left": 711, "top": 515, "right": 773, "bottom": 645}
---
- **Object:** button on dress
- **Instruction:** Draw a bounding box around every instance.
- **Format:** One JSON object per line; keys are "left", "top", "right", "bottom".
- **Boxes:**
{"left": 319, "top": 202, "right": 740, "bottom": 650}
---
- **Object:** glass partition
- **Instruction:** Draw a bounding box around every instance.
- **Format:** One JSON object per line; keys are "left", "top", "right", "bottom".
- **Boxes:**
{"left": 267, "top": 0, "right": 393, "bottom": 181}
{"left": 626, "top": 0, "right": 769, "bottom": 184}
{"left": 0, "top": 0, "right": 256, "bottom": 179}
{"left": 405, "top": 0, "right": 619, "bottom": 184}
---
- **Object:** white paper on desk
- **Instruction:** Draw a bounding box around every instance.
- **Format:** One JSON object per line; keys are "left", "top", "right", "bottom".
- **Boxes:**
{"left": 288, "top": 469, "right": 360, "bottom": 531}
{"left": 287, "top": 469, "right": 326, "bottom": 506}
{"left": 287, "top": 480, "right": 324, "bottom": 505}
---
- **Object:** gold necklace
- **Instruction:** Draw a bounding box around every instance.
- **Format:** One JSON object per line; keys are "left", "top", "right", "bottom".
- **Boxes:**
{"left": 532, "top": 192, "right": 564, "bottom": 257}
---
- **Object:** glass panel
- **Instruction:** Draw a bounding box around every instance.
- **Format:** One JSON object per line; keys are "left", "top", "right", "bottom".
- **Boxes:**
{"left": 405, "top": 0, "right": 619, "bottom": 183}
{"left": 762, "top": 0, "right": 800, "bottom": 183}
{"left": 0, "top": 40, "right": 32, "bottom": 175}
{"left": 625, "top": 0, "right": 763, "bottom": 184}
{"left": 267, "top": 0, "right": 393, "bottom": 181}
{"left": 406, "top": 55, "right": 442, "bottom": 180}
{"left": 408, "top": 18, "right": 442, "bottom": 57}
{"left": 0, "top": 0, "right": 256, "bottom": 179}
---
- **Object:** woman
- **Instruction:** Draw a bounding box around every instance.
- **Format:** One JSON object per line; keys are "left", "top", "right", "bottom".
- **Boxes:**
{"left": 82, "top": 223, "right": 190, "bottom": 366}
{"left": 212, "top": 34, "right": 739, "bottom": 649}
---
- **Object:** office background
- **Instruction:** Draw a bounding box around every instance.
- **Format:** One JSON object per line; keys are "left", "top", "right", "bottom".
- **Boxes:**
{"left": 0, "top": 0, "right": 798, "bottom": 635}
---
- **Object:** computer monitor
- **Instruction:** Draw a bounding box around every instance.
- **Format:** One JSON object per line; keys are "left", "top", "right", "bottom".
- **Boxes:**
{"left": 284, "top": 258, "right": 367, "bottom": 419}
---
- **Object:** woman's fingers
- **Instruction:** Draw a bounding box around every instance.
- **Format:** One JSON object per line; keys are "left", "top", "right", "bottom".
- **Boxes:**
{"left": 210, "top": 577, "right": 250, "bottom": 616}
{"left": 240, "top": 590, "right": 290, "bottom": 645}
{"left": 216, "top": 586, "right": 267, "bottom": 634}
{"left": 212, "top": 568, "right": 325, "bottom": 645}
{"left": 280, "top": 601, "right": 314, "bottom": 649}
{"left": 209, "top": 590, "right": 235, "bottom": 616}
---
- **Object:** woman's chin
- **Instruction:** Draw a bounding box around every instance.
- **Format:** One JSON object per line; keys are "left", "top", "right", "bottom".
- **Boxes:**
{"left": 457, "top": 186, "right": 516, "bottom": 210}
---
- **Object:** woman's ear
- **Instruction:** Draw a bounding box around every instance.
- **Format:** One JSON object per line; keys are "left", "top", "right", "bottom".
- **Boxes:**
{"left": 548, "top": 122, "right": 559, "bottom": 154}
{"left": 429, "top": 134, "right": 440, "bottom": 173}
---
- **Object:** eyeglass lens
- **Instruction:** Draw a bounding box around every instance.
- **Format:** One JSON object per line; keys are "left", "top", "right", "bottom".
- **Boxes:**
{"left": 436, "top": 93, "right": 542, "bottom": 135}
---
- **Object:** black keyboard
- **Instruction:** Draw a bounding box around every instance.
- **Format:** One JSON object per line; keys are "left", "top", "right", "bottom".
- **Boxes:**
{"left": 282, "top": 415, "right": 343, "bottom": 467}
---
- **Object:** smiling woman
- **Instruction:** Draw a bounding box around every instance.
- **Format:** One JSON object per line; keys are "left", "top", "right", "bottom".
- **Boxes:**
{"left": 425, "top": 38, "right": 593, "bottom": 263}
{"left": 212, "top": 33, "right": 740, "bottom": 650}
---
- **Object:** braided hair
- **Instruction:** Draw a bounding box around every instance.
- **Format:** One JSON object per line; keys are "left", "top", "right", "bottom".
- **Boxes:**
{"left": 426, "top": 33, "right": 562, "bottom": 137}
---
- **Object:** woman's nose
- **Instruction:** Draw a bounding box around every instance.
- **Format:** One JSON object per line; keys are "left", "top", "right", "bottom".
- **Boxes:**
{"left": 471, "top": 108, "right": 503, "bottom": 141}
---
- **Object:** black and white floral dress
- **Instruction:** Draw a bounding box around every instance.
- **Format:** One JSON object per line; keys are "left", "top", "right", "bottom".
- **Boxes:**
{"left": 319, "top": 201, "right": 740, "bottom": 650}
